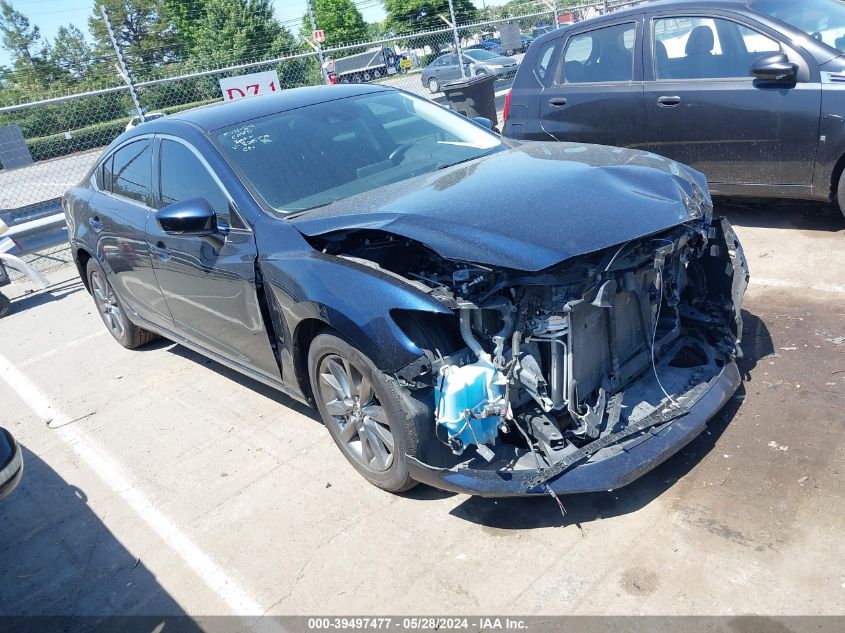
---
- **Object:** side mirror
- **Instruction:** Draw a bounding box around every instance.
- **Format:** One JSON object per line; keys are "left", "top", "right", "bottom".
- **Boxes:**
{"left": 156, "top": 198, "right": 219, "bottom": 236}
{"left": 751, "top": 53, "right": 797, "bottom": 83}
{"left": 472, "top": 116, "right": 494, "bottom": 130}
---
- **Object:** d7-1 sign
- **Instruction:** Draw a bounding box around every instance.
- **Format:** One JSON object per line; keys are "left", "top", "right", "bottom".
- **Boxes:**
{"left": 219, "top": 70, "right": 281, "bottom": 102}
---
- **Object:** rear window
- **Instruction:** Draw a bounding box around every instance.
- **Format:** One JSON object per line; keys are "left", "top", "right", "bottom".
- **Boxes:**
{"left": 561, "top": 22, "right": 637, "bottom": 84}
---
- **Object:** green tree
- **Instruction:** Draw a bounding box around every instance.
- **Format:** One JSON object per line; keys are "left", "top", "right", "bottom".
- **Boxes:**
{"left": 303, "top": 0, "right": 368, "bottom": 48}
{"left": 191, "top": 0, "right": 297, "bottom": 67}
{"left": 164, "top": 0, "right": 209, "bottom": 54}
{"left": 384, "top": 0, "right": 477, "bottom": 34}
{"left": 88, "top": 0, "right": 179, "bottom": 71}
{"left": 0, "top": 0, "right": 40, "bottom": 65}
{"left": 51, "top": 25, "right": 93, "bottom": 79}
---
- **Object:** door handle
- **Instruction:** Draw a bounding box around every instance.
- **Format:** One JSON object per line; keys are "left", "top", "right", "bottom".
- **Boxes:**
{"left": 88, "top": 216, "right": 103, "bottom": 233}
{"left": 657, "top": 95, "right": 682, "bottom": 108}
{"left": 548, "top": 97, "right": 568, "bottom": 107}
{"left": 150, "top": 241, "right": 171, "bottom": 262}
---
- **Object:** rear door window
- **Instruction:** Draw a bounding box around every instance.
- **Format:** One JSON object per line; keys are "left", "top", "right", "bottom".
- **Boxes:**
{"left": 561, "top": 22, "right": 637, "bottom": 84}
{"left": 110, "top": 140, "right": 151, "bottom": 206}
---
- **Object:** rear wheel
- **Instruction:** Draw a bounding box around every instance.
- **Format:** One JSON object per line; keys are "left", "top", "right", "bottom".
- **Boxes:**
{"left": 308, "top": 333, "right": 418, "bottom": 493}
{"left": 86, "top": 259, "right": 157, "bottom": 349}
{"left": 0, "top": 292, "right": 11, "bottom": 318}
{"left": 837, "top": 170, "right": 845, "bottom": 221}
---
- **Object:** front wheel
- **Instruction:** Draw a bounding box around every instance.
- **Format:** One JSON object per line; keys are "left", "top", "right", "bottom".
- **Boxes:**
{"left": 427, "top": 77, "right": 440, "bottom": 94}
{"left": 837, "top": 170, "right": 845, "bottom": 221}
{"left": 0, "top": 292, "right": 11, "bottom": 318}
{"left": 308, "top": 333, "right": 418, "bottom": 493}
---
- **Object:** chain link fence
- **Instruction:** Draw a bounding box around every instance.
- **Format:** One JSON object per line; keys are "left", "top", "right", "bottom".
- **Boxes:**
{"left": 0, "top": 0, "right": 639, "bottom": 279}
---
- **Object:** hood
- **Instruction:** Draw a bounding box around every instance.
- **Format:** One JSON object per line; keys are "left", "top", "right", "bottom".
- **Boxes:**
{"left": 290, "top": 142, "right": 710, "bottom": 272}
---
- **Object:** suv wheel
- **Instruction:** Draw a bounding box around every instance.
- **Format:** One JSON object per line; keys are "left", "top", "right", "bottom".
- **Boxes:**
{"left": 837, "top": 170, "right": 845, "bottom": 220}
{"left": 308, "top": 333, "right": 418, "bottom": 493}
{"left": 427, "top": 77, "right": 440, "bottom": 93}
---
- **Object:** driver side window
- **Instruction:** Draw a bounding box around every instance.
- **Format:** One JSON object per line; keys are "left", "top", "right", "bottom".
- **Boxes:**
{"left": 158, "top": 139, "right": 244, "bottom": 229}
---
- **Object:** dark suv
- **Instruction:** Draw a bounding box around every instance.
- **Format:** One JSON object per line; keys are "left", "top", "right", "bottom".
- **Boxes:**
{"left": 503, "top": 0, "right": 845, "bottom": 218}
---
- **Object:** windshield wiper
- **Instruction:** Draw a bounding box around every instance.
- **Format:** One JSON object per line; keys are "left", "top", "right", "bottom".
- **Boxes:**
{"left": 283, "top": 200, "right": 336, "bottom": 219}
{"left": 435, "top": 148, "right": 499, "bottom": 171}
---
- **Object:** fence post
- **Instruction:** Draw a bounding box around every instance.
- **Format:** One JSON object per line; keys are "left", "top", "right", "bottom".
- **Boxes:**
{"left": 447, "top": 0, "right": 465, "bottom": 79}
{"left": 306, "top": 0, "right": 328, "bottom": 85}
{"left": 99, "top": 5, "right": 144, "bottom": 121}
{"left": 552, "top": 0, "right": 559, "bottom": 29}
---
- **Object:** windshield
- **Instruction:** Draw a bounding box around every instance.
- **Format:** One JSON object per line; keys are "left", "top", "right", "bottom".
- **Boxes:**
{"left": 215, "top": 91, "right": 504, "bottom": 214}
{"left": 751, "top": 0, "right": 845, "bottom": 53}
{"left": 465, "top": 49, "right": 497, "bottom": 61}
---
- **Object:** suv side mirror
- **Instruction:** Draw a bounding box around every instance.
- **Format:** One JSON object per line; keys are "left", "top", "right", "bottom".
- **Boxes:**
{"left": 751, "top": 53, "right": 797, "bottom": 83}
{"left": 157, "top": 198, "right": 218, "bottom": 236}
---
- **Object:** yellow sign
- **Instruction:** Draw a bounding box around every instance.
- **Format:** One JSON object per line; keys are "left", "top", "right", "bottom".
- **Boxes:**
{"left": 400, "top": 58, "right": 413, "bottom": 69}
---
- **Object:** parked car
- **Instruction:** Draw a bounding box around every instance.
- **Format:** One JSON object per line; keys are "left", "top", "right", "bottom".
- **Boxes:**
{"left": 125, "top": 112, "right": 166, "bottom": 131}
{"left": 64, "top": 84, "right": 748, "bottom": 497}
{"left": 503, "top": 0, "right": 845, "bottom": 219}
{"left": 0, "top": 427, "right": 23, "bottom": 500}
{"left": 477, "top": 37, "right": 503, "bottom": 54}
{"left": 422, "top": 50, "right": 519, "bottom": 92}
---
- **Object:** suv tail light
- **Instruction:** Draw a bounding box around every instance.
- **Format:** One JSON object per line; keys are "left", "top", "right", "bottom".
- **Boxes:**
{"left": 502, "top": 90, "right": 512, "bottom": 123}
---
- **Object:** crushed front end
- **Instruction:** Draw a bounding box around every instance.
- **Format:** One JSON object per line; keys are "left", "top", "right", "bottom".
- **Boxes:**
{"left": 314, "top": 212, "right": 749, "bottom": 496}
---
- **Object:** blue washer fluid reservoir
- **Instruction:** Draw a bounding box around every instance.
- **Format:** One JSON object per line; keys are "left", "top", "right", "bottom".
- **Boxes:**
{"left": 434, "top": 356, "right": 507, "bottom": 455}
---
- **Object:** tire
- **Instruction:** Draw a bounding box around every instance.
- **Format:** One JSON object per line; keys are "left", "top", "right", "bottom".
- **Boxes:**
{"left": 838, "top": 170, "right": 845, "bottom": 221}
{"left": 0, "top": 292, "right": 11, "bottom": 319}
{"left": 86, "top": 259, "right": 157, "bottom": 349}
{"left": 308, "top": 333, "right": 418, "bottom": 493}
{"left": 427, "top": 77, "right": 440, "bottom": 94}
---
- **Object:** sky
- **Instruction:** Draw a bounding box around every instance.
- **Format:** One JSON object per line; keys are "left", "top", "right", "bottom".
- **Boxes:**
{"left": 0, "top": 0, "right": 514, "bottom": 68}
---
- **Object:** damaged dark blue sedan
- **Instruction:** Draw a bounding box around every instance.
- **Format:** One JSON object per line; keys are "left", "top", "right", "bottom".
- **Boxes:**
{"left": 63, "top": 85, "right": 749, "bottom": 497}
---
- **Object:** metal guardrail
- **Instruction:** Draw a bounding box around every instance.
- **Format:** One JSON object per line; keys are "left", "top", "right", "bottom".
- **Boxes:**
{"left": 2, "top": 212, "right": 67, "bottom": 257}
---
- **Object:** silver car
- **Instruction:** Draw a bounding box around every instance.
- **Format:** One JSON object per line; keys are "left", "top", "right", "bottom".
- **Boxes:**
{"left": 421, "top": 49, "right": 519, "bottom": 93}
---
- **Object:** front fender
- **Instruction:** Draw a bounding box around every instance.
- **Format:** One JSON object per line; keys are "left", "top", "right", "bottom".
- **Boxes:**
{"left": 259, "top": 248, "right": 453, "bottom": 375}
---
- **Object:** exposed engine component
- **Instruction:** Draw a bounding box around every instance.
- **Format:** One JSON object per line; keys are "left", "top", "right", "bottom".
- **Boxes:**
{"left": 308, "top": 215, "right": 748, "bottom": 474}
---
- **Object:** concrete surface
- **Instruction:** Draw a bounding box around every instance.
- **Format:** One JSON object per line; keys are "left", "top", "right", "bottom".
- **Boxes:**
{"left": 0, "top": 201, "right": 843, "bottom": 619}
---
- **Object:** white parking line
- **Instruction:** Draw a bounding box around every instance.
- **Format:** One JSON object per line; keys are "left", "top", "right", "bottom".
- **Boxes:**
{"left": 0, "top": 349, "right": 275, "bottom": 621}
{"left": 751, "top": 277, "right": 845, "bottom": 295}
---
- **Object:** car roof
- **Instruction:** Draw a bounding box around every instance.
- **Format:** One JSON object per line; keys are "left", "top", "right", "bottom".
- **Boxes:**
{"left": 165, "top": 83, "right": 391, "bottom": 132}
{"left": 546, "top": 0, "right": 751, "bottom": 25}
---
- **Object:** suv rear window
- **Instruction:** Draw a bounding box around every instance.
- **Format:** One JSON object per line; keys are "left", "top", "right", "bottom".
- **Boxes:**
{"left": 561, "top": 23, "right": 637, "bottom": 84}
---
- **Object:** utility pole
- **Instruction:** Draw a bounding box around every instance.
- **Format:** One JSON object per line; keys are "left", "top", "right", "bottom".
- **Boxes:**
{"left": 543, "top": 1, "right": 560, "bottom": 30}
{"left": 306, "top": 0, "right": 328, "bottom": 84}
{"left": 100, "top": 4, "right": 144, "bottom": 120}
{"left": 447, "top": 0, "right": 465, "bottom": 78}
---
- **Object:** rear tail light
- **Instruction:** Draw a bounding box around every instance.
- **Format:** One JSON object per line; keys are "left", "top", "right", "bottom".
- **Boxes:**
{"left": 502, "top": 90, "right": 512, "bottom": 123}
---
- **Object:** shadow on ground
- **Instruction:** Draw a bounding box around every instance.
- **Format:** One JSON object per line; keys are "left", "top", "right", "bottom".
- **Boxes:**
{"left": 0, "top": 446, "right": 203, "bottom": 629}
{"left": 166, "top": 343, "right": 321, "bottom": 423}
{"left": 5, "top": 277, "right": 85, "bottom": 314}
{"left": 717, "top": 198, "right": 844, "bottom": 232}
{"left": 446, "top": 309, "right": 771, "bottom": 530}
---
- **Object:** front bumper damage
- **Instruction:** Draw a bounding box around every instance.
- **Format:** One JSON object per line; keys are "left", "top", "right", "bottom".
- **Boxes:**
{"left": 406, "top": 362, "right": 741, "bottom": 497}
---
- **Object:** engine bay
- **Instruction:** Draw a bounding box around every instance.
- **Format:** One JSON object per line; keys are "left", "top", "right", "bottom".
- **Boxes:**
{"left": 309, "top": 214, "right": 749, "bottom": 478}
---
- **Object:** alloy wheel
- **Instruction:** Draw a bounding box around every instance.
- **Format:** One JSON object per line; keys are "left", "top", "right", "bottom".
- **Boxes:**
{"left": 91, "top": 271, "right": 126, "bottom": 339}
{"left": 317, "top": 354, "right": 394, "bottom": 473}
